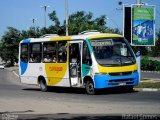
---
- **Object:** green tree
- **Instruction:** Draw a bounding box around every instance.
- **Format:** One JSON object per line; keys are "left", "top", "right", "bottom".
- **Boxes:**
{"left": 47, "top": 10, "right": 118, "bottom": 35}
{"left": 48, "top": 10, "right": 60, "bottom": 26}
{"left": 67, "top": 11, "right": 108, "bottom": 35}
{"left": 151, "top": 31, "right": 160, "bottom": 56}
{"left": 47, "top": 10, "right": 65, "bottom": 35}
{"left": 0, "top": 27, "right": 21, "bottom": 65}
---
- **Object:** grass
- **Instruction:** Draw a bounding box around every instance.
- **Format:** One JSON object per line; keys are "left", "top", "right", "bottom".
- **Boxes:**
{"left": 135, "top": 81, "right": 160, "bottom": 88}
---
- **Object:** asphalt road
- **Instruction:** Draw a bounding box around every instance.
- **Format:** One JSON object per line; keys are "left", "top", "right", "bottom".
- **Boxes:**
{"left": 0, "top": 69, "right": 160, "bottom": 120}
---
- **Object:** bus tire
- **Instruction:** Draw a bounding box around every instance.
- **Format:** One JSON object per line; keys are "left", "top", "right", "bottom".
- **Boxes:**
{"left": 39, "top": 79, "right": 48, "bottom": 92}
{"left": 85, "top": 80, "right": 95, "bottom": 95}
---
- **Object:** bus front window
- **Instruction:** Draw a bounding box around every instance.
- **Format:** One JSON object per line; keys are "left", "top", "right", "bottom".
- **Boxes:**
{"left": 90, "top": 38, "right": 136, "bottom": 66}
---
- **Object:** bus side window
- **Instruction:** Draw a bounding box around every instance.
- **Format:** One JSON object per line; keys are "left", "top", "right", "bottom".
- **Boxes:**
{"left": 82, "top": 42, "right": 92, "bottom": 65}
{"left": 43, "top": 42, "right": 57, "bottom": 63}
{"left": 58, "top": 41, "right": 67, "bottom": 63}
{"left": 29, "top": 43, "right": 42, "bottom": 63}
{"left": 21, "top": 44, "right": 28, "bottom": 63}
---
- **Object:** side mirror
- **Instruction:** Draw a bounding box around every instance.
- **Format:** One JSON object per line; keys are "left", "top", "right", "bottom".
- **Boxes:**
{"left": 136, "top": 51, "right": 140, "bottom": 57}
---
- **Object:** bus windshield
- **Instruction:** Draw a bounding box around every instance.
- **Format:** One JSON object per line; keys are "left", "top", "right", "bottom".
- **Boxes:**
{"left": 90, "top": 38, "right": 136, "bottom": 66}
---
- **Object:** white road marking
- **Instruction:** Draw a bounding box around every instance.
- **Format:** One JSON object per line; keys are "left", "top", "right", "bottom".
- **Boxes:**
{"left": 13, "top": 71, "right": 19, "bottom": 78}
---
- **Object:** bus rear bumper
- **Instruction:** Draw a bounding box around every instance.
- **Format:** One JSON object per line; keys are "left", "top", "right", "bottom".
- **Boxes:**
{"left": 94, "top": 72, "right": 139, "bottom": 89}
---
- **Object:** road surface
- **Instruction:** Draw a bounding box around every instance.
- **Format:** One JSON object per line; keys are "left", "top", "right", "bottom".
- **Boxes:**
{"left": 0, "top": 68, "right": 160, "bottom": 119}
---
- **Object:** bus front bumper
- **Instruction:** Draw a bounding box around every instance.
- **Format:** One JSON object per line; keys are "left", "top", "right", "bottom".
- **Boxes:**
{"left": 94, "top": 71, "right": 139, "bottom": 89}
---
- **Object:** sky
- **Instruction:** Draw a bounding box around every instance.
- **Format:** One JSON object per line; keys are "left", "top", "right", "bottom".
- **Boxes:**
{"left": 0, "top": 0, "right": 159, "bottom": 39}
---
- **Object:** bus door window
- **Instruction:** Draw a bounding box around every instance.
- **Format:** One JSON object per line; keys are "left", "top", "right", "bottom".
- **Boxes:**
{"left": 69, "top": 43, "right": 81, "bottom": 77}
{"left": 82, "top": 42, "right": 92, "bottom": 66}
{"left": 29, "top": 43, "right": 42, "bottom": 63}
{"left": 43, "top": 42, "right": 57, "bottom": 63}
{"left": 58, "top": 41, "right": 67, "bottom": 63}
{"left": 20, "top": 44, "right": 28, "bottom": 63}
{"left": 70, "top": 43, "right": 80, "bottom": 64}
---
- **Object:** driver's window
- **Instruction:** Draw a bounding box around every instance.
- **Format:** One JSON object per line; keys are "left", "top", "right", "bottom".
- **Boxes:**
{"left": 82, "top": 42, "right": 92, "bottom": 65}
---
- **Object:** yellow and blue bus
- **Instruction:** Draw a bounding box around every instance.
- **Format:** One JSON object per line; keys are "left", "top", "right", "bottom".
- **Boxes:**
{"left": 19, "top": 31, "right": 139, "bottom": 94}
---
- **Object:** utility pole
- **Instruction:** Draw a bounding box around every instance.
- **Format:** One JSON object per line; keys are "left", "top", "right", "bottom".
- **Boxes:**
{"left": 30, "top": 18, "right": 37, "bottom": 31}
{"left": 65, "top": 0, "right": 69, "bottom": 36}
{"left": 136, "top": 0, "right": 141, "bottom": 4}
{"left": 41, "top": 5, "right": 50, "bottom": 28}
{"left": 32, "top": 18, "right": 36, "bottom": 28}
{"left": 137, "top": 0, "right": 141, "bottom": 7}
{"left": 33, "top": 18, "right": 38, "bottom": 32}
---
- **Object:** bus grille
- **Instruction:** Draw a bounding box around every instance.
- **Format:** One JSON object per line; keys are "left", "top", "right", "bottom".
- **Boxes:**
{"left": 108, "top": 78, "right": 134, "bottom": 86}
{"left": 109, "top": 71, "right": 132, "bottom": 76}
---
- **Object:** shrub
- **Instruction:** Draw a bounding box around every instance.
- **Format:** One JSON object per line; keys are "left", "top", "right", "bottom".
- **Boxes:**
{"left": 141, "top": 57, "right": 160, "bottom": 71}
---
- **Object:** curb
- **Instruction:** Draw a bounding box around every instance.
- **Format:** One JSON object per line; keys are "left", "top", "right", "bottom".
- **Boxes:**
{"left": 134, "top": 88, "right": 160, "bottom": 92}
{"left": 140, "top": 80, "right": 160, "bottom": 82}
{"left": 141, "top": 70, "right": 160, "bottom": 74}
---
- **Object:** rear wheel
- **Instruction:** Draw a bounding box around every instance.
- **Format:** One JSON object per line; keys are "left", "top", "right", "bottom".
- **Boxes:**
{"left": 85, "top": 81, "right": 95, "bottom": 95}
{"left": 39, "top": 79, "right": 48, "bottom": 92}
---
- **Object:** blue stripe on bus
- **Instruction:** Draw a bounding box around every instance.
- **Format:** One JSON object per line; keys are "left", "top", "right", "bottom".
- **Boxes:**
{"left": 20, "top": 61, "right": 28, "bottom": 75}
{"left": 94, "top": 72, "right": 139, "bottom": 89}
{"left": 20, "top": 39, "right": 30, "bottom": 75}
{"left": 22, "top": 39, "right": 30, "bottom": 43}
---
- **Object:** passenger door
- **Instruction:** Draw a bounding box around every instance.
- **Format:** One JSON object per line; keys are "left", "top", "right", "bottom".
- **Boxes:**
{"left": 69, "top": 41, "right": 82, "bottom": 87}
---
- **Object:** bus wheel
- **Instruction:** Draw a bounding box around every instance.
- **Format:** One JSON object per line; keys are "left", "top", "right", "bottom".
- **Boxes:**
{"left": 39, "top": 79, "right": 48, "bottom": 92}
{"left": 85, "top": 81, "right": 95, "bottom": 95}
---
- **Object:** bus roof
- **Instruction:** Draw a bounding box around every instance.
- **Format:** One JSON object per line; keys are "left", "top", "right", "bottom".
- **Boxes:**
{"left": 20, "top": 32, "right": 123, "bottom": 43}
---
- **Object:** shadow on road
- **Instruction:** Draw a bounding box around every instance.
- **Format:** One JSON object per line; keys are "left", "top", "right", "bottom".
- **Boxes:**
{"left": 1, "top": 113, "right": 158, "bottom": 120}
{"left": 22, "top": 87, "right": 138, "bottom": 95}
{"left": 0, "top": 113, "right": 125, "bottom": 120}
{"left": 16, "top": 114, "right": 123, "bottom": 120}
{"left": 22, "top": 88, "right": 41, "bottom": 91}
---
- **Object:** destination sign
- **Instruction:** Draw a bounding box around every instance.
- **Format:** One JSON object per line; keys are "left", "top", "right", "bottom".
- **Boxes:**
{"left": 91, "top": 39, "right": 113, "bottom": 46}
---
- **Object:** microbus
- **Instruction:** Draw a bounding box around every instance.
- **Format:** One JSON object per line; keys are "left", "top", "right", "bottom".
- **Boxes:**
{"left": 19, "top": 31, "right": 139, "bottom": 94}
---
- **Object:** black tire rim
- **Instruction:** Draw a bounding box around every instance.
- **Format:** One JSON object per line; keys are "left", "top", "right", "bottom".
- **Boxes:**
{"left": 87, "top": 82, "right": 94, "bottom": 94}
{"left": 40, "top": 80, "right": 46, "bottom": 91}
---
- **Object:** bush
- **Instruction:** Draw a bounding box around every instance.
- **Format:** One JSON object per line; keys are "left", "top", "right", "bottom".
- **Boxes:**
{"left": 4, "top": 63, "right": 14, "bottom": 67}
{"left": 141, "top": 57, "right": 160, "bottom": 71}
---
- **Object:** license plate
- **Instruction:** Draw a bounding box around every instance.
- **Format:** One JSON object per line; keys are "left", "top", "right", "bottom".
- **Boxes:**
{"left": 119, "top": 82, "right": 126, "bottom": 86}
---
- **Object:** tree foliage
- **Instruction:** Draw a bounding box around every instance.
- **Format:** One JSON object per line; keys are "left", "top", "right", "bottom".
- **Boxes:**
{"left": 0, "top": 27, "right": 42, "bottom": 65}
{"left": 67, "top": 11, "right": 109, "bottom": 35}
{"left": 151, "top": 31, "right": 160, "bottom": 56}
{"left": 0, "top": 27, "right": 20, "bottom": 64}
{"left": 48, "top": 10, "right": 60, "bottom": 26}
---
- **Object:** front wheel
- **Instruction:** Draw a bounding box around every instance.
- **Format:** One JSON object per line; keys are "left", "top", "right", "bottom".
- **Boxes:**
{"left": 85, "top": 81, "right": 95, "bottom": 95}
{"left": 39, "top": 79, "right": 48, "bottom": 92}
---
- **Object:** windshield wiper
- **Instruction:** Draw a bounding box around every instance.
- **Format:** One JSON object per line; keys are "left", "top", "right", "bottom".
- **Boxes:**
{"left": 122, "top": 55, "right": 135, "bottom": 64}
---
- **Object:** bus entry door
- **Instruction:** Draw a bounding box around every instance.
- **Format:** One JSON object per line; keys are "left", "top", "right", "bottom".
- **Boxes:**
{"left": 69, "top": 42, "right": 82, "bottom": 87}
